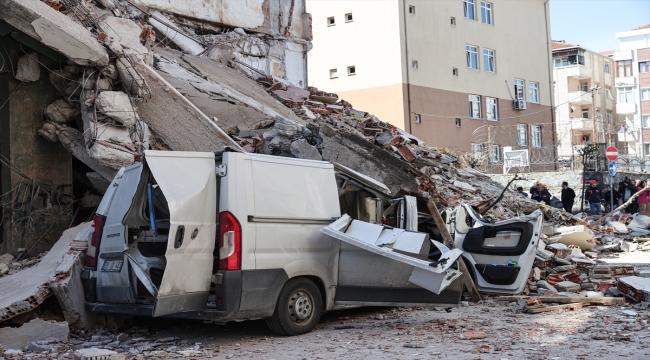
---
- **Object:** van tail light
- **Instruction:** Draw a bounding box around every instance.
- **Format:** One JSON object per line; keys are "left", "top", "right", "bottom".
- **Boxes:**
{"left": 86, "top": 214, "right": 106, "bottom": 267}
{"left": 218, "top": 211, "right": 242, "bottom": 270}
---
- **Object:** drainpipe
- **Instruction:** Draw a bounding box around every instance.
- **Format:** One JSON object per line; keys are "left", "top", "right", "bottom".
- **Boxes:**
{"left": 543, "top": 0, "right": 557, "bottom": 171}
{"left": 402, "top": 0, "right": 413, "bottom": 134}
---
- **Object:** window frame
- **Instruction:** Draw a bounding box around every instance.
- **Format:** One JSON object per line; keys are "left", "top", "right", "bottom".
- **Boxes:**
{"left": 345, "top": 13, "right": 353, "bottom": 22}
{"left": 480, "top": 1, "right": 493, "bottom": 25}
{"left": 409, "top": 5, "right": 416, "bottom": 14}
{"left": 347, "top": 66, "right": 356, "bottom": 76}
{"left": 644, "top": 143, "right": 650, "bottom": 155}
{"left": 604, "top": 62, "right": 610, "bottom": 74}
{"left": 469, "top": 94, "right": 481, "bottom": 119}
{"left": 641, "top": 88, "right": 650, "bottom": 101}
{"left": 466, "top": 45, "right": 479, "bottom": 69}
{"left": 451, "top": 17, "right": 456, "bottom": 25}
{"left": 532, "top": 125, "right": 542, "bottom": 148}
{"left": 643, "top": 115, "right": 650, "bottom": 128}
{"left": 411, "top": 60, "right": 419, "bottom": 69}
{"left": 605, "top": 87, "right": 614, "bottom": 100}
{"left": 618, "top": 86, "right": 634, "bottom": 103}
{"left": 517, "top": 124, "right": 528, "bottom": 146}
{"left": 329, "top": 68, "right": 338, "bottom": 79}
{"left": 581, "top": 109, "right": 589, "bottom": 119}
{"left": 483, "top": 48, "right": 495, "bottom": 72}
{"left": 464, "top": 0, "right": 476, "bottom": 20}
{"left": 490, "top": 144, "right": 500, "bottom": 163}
{"left": 617, "top": 60, "right": 632, "bottom": 77}
{"left": 640, "top": 61, "right": 650, "bottom": 73}
{"left": 452, "top": 68, "right": 459, "bottom": 76}
{"left": 327, "top": 16, "right": 335, "bottom": 26}
{"left": 486, "top": 97, "right": 498, "bottom": 121}
{"left": 514, "top": 78, "right": 525, "bottom": 101}
{"left": 471, "top": 143, "right": 483, "bottom": 155}
{"left": 529, "top": 81, "right": 540, "bottom": 103}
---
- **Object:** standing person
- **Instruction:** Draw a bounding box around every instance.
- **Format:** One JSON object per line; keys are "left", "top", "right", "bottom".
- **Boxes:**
{"left": 561, "top": 182, "right": 576, "bottom": 213}
{"left": 538, "top": 184, "right": 552, "bottom": 205}
{"left": 627, "top": 180, "right": 640, "bottom": 213}
{"left": 517, "top": 186, "right": 528, "bottom": 197}
{"left": 604, "top": 186, "right": 621, "bottom": 212}
{"left": 585, "top": 182, "right": 603, "bottom": 216}
{"left": 637, "top": 180, "right": 648, "bottom": 216}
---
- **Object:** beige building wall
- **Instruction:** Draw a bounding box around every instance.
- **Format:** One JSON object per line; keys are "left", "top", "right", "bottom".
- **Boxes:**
{"left": 306, "top": 0, "right": 406, "bottom": 127}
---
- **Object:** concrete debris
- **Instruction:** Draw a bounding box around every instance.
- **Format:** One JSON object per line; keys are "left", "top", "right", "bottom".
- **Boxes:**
{"left": 617, "top": 276, "right": 650, "bottom": 302}
{"left": 43, "top": 99, "right": 80, "bottom": 124}
{"left": 74, "top": 348, "right": 126, "bottom": 360}
{"left": 0, "top": 318, "right": 69, "bottom": 350}
{"left": 94, "top": 91, "right": 138, "bottom": 127}
{"left": 290, "top": 138, "right": 322, "bottom": 160}
{"left": 15, "top": 52, "right": 40, "bottom": 82}
{"left": 98, "top": 15, "right": 153, "bottom": 65}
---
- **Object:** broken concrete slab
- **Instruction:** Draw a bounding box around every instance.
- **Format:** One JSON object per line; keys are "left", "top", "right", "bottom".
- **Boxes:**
{"left": 0, "top": 318, "right": 69, "bottom": 350}
{"left": 88, "top": 142, "right": 135, "bottom": 170}
{"left": 617, "top": 276, "right": 650, "bottom": 302}
{"left": 74, "top": 348, "right": 126, "bottom": 360}
{"left": 44, "top": 99, "right": 80, "bottom": 124}
{"left": 0, "top": 0, "right": 109, "bottom": 66}
{"left": 15, "top": 51, "right": 40, "bottom": 82}
{"left": 627, "top": 215, "right": 650, "bottom": 230}
{"left": 94, "top": 91, "right": 138, "bottom": 127}
{"left": 0, "top": 223, "right": 91, "bottom": 324}
{"left": 290, "top": 139, "right": 322, "bottom": 160}
{"left": 98, "top": 15, "right": 152, "bottom": 65}
{"left": 148, "top": 10, "right": 204, "bottom": 56}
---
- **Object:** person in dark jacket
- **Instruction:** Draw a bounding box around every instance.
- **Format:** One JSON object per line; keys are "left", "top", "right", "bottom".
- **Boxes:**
{"left": 622, "top": 179, "right": 639, "bottom": 213}
{"left": 561, "top": 181, "right": 576, "bottom": 213}
{"left": 604, "top": 187, "right": 621, "bottom": 212}
{"left": 538, "top": 184, "right": 552, "bottom": 205}
{"left": 585, "top": 182, "right": 603, "bottom": 215}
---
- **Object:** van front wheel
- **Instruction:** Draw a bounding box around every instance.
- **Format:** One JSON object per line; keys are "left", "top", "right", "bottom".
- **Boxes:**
{"left": 265, "top": 278, "right": 322, "bottom": 336}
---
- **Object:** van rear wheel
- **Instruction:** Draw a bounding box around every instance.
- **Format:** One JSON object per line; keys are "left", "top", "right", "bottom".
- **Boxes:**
{"left": 265, "top": 278, "right": 322, "bottom": 336}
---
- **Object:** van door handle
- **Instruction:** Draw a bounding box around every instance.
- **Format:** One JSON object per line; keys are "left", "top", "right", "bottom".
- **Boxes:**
{"left": 174, "top": 225, "right": 185, "bottom": 249}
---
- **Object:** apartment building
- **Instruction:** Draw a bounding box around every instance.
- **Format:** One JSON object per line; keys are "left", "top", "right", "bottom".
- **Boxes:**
{"left": 307, "top": 0, "right": 554, "bottom": 171}
{"left": 614, "top": 24, "right": 650, "bottom": 161}
{"left": 552, "top": 41, "right": 618, "bottom": 160}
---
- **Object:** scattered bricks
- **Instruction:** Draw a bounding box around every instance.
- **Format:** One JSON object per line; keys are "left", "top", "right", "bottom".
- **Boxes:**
{"left": 395, "top": 144, "right": 416, "bottom": 162}
{"left": 546, "top": 244, "right": 572, "bottom": 258}
{"left": 580, "top": 282, "right": 596, "bottom": 291}
{"left": 571, "top": 258, "right": 596, "bottom": 271}
{"left": 583, "top": 250, "right": 599, "bottom": 259}
{"left": 555, "top": 281, "right": 581, "bottom": 293}
{"left": 591, "top": 265, "right": 613, "bottom": 279}
{"left": 617, "top": 276, "right": 650, "bottom": 302}
{"left": 610, "top": 266, "right": 635, "bottom": 277}
{"left": 564, "top": 272, "right": 582, "bottom": 284}
{"left": 383, "top": 135, "right": 405, "bottom": 149}
{"left": 534, "top": 256, "right": 553, "bottom": 269}
{"left": 554, "top": 265, "right": 576, "bottom": 272}
{"left": 592, "top": 279, "right": 617, "bottom": 292}
{"left": 547, "top": 274, "right": 564, "bottom": 286}
{"left": 553, "top": 257, "right": 572, "bottom": 265}
{"left": 459, "top": 330, "right": 486, "bottom": 340}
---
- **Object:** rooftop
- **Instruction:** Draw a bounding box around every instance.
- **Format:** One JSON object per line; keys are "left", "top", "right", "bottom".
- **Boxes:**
{"left": 552, "top": 40, "right": 579, "bottom": 50}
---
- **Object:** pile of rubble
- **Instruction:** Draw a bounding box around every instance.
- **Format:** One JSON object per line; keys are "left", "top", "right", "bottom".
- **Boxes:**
{"left": 0, "top": 252, "right": 47, "bottom": 278}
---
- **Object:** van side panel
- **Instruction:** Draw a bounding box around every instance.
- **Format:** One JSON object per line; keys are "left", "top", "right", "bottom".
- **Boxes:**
{"left": 248, "top": 155, "right": 341, "bottom": 310}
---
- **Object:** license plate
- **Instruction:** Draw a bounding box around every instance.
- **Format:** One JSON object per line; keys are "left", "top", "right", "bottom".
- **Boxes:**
{"left": 101, "top": 259, "right": 124, "bottom": 272}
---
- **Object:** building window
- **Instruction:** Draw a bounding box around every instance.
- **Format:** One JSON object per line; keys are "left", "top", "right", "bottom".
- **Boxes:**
{"left": 606, "top": 87, "right": 614, "bottom": 100}
{"left": 451, "top": 17, "right": 456, "bottom": 25}
{"left": 490, "top": 145, "right": 500, "bottom": 163}
{"left": 607, "top": 111, "right": 612, "bottom": 123}
{"left": 640, "top": 61, "right": 650, "bottom": 73}
{"left": 529, "top": 82, "right": 539, "bottom": 103}
{"left": 483, "top": 48, "right": 495, "bottom": 72}
{"left": 327, "top": 16, "right": 335, "bottom": 26}
{"left": 604, "top": 62, "right": 610, "bottom": 74}
{"left": 641, "top": 88, "right": 650, "bottom": 100}
{"left": 409, "top": 5, "right": 416, "bottom": 14}
{"left": 644, "top": 143, "right": 650, "bottom": 154}
{"left": 345, "top": 13, "right": 353, "bottom": 22}
{"left": 464, "top": 0, "right": 476, "bottom": 20}
{"left": 532, "top": 125, "right": 542, "bottom": 147}
{"left": 412, "top": 60, "right": 418, "bottom": 69}
{"left": 347, "top": 66, "right": 356, "bottom": 76}
{"left": 514, "top": 78, "right": 525, "bottom": 101}
{"left": 618, "top": 86, "right": 633, "bottom": 103}
{"left": 481, "top": 1, "right": 493, "bottom": 24}
{"left": 486, "top": 97, "right": 498, "bottom": 120}
{"left": 453, "top": 68, "right": 458, "bottom": 76}
{"left": 643, "top": 115, "right": 650, "bottom": 128}
{"left": 329, "top": 68, "right": 338, "bottom": 79}
{"left": 466, "top": 45, "right": 479, "bottom": 69}
{"left": 455, "top": 118, "right": 461, "bottom": 127}
{"left": 579, "top": 82, "right": 588, "bottom": 92}
{"left": 617, "top": 60, "right": 632, "bottom": 77}
{"left": 552, "top": 50, "right": 585, "bottom": 67}
{"left": 582, "top": 109, "right": 589, "bottom": 119}
{"left": 471, "top": 143, "right": 483, "bottom": 155}
{"left": 517, "top": 124, "right": 528, "bottom": 146}
{"left": 469, "top": 94, "right": 481, "bottom": 119}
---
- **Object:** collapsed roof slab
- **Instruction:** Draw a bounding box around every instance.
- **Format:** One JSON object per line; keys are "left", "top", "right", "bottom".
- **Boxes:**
{"left": 0, "top": 0, "right": 109, "bottom": 67}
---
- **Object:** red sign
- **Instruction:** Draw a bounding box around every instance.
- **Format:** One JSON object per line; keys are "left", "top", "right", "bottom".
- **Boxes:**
{"left": 606, "top": 146, "right": 619, "bottom": 161}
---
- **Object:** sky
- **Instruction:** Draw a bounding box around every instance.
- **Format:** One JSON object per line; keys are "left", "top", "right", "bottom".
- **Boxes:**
{"left": 550, "top": 0, "right": 650, "bottom": 52}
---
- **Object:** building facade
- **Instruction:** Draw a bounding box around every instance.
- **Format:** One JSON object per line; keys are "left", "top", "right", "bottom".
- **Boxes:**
{"left": 552, "top": 41, "right": 619, "bottom": 160}
{"left": 614, "top": 25, "right": 650, "bottom": 164}
{"left": 307, "top": 0, "right": 555, "bottom": 171}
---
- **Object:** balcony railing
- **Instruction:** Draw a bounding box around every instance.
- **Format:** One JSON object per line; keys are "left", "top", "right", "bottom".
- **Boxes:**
{"left": 616, "top": 102, "right": 636, "bottom": 114}
{"left": 566, "top": 65, "right": 591, "bottom": 79}
{"left": 571, "top": 118, "right": 594, "bottom": 131}
{"left": 568, "top": 91, "right": 592, "bottom": 105}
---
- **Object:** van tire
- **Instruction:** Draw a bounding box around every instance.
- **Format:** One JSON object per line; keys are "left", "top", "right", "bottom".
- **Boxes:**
{"left": 265, "top": 277, "right": 322, "bottom": 336}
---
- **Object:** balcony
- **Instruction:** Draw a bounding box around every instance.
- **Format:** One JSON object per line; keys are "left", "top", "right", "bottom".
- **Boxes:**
{"left": 606, "top": 97, "right": 613, "bottom": 110}
{"left": 616, "top": 102, "right": 637, "bottom": 114}
{"left": 571, "top": 118, "right": 594, "bottom": 131}
{"left": 566, "top": 65, "right": 591, "bottom": 79}
{"left": 604, "top": 75, "right": 613, "bottom": 86}
{"left": 615, "top": 76, "right": 636, "bottom": 86}
{"left": 568, "top": 91, "right": 592, "bottom": 105}
{"left": 618, "top": 127, "right": 638, "bottom": 142}
{"left": 614, "top": 49, "right": 633, "bottom": 61}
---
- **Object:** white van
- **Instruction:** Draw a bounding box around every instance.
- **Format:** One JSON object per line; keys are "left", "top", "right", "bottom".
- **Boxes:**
{"left": 81, "top": 150, "right": 541, "bottom": 335}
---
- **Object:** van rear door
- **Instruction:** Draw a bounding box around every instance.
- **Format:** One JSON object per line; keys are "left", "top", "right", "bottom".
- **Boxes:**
{"left": 144, "top": 151, "right": 218, "bottom": 317}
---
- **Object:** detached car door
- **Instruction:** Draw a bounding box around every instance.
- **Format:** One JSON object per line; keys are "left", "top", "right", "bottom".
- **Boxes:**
{"left": 453, "top": 204, "right": 543, "bottom": 294}
{"left": 321, "top": 215, "right": 464, "bottom": 308}
{"left": 145, "top": 151, "right": 218, "bottom": 317}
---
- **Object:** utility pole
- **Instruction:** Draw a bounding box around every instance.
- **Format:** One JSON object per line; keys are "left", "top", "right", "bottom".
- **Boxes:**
{"left": 590, "top": 86, "right": 601, "bottom": 170}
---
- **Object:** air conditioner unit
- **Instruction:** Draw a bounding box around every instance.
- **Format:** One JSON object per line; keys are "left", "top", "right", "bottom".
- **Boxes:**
{"left": 513, "top": 98, "right": 526, "bottom": 110}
